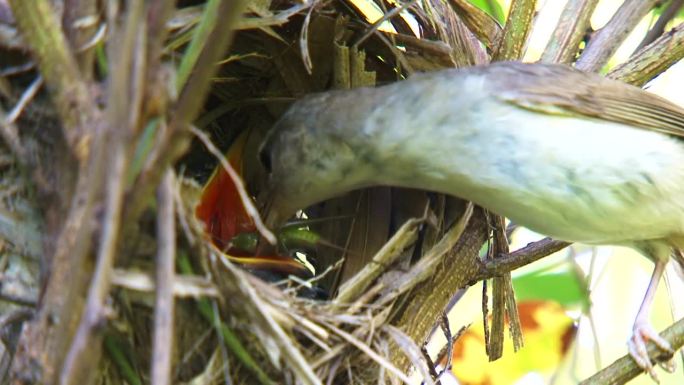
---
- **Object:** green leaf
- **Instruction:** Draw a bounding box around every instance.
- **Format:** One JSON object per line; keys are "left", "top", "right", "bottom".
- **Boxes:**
{"left": 513, "top": 264, "right": 590, "bottom": 309}
{"left": 468, "top": 0, "right": 506, "bottom": 24}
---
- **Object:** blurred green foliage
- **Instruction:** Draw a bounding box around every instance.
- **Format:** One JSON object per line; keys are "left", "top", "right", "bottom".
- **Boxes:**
{"left": 469, "top": 0, "right": 506, "bottom": 24}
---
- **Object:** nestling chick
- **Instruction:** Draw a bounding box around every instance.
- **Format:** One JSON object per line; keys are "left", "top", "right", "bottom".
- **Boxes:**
{"left": 259, "top": 62, "right": 684, "bottom": 379}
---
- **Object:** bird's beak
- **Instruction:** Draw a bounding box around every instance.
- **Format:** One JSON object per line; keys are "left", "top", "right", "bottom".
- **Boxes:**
{"left": 256, "top": 190, "right": 293, "bottom": 254}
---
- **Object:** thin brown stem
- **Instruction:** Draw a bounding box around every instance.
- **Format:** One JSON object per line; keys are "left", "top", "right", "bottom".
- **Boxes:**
{"left": 541, "top": 0, "right": 599, "bottom": 64}
{"left": 608, "top": 22, "right": 684, "bottom": 86}
{"left": 151, "top": 170, "right": 176, "bottom": 385}
{"left": 59, "top": 2, "right": 143, "bottom": 382}
{"left": 0, "top": 111, "right": 28, "bottom": 163}
{"left": 59, "top": 138, "right": 128, "bottom": 385}
{"left": 576, "top": 0, "right": 659, "bottom": 72}
{"left": 479, "top": 238, "right": 571, "bottom": 278}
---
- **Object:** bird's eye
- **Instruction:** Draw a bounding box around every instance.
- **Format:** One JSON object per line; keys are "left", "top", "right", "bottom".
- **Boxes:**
{"left": 259, "top": 147, "right": 272, "bottom": 173}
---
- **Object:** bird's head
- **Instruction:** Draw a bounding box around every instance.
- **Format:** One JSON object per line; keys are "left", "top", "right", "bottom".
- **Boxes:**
{"left": 259, "top": 93, "right": 377, "bottom": 228}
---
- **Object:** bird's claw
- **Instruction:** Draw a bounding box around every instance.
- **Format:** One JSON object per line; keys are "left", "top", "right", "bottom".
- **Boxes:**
{"left": 627, "top": 323, "right": 674, "bottom": 382}
{"left": 659, "top": 358, "right": 676, "bottom": 373}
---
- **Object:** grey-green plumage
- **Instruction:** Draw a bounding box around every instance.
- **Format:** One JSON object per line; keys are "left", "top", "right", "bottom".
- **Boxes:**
{"left": 260, "top": 62, "right": 684, "bottom": 379}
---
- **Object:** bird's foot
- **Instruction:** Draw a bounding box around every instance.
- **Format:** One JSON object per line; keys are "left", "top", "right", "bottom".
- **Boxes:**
{"left": 627, "top": 322, "right": 675, "bottom": 382}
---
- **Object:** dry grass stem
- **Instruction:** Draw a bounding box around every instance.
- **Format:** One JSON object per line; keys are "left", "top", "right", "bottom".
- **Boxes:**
{"left": 151, "top": 170, "right": 177, "bottom": 385}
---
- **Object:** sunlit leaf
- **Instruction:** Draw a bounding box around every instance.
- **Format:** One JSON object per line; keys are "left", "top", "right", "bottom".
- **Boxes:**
{"left": 449, "top": 301, "right": 576, "bottom": 385}
{"left": 468, "top": 0, "right": 506, "bottom": 24}
{"left": 513, "top": 265, "right": 590, "bottom": 309}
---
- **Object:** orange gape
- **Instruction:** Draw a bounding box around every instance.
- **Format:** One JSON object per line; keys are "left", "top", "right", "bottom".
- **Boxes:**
{"left": 194, "top": 132, "right": 311, "bottom": 277}
{"left": 194, "top": 132, "right": 255, "bottom": 253}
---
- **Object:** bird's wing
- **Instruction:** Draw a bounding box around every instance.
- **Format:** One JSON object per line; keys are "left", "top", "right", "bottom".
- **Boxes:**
{"left": 491, "top": 62, "right": 684, "bottom": 138}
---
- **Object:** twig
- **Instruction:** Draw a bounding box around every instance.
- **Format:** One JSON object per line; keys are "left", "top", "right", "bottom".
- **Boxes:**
{"left": 436, "top": 317, "right": 458, "bottom": 380}
{"left": 60, "top": 3, "right": 144, "bottom": 383}
{"left": 299, "top": 5, "right": 315, "bottom": 74}
{"left": 354, "top": 0, "right": 419, "bottom": 47}
{"left": 478, "top": 238, "right": 571, "bottom": 278}
{"left": 6, "top": 75, "right": 43, "bottom": 124}
{"left": 420, "top": 344, "right": 441, "bottom": 385}
{"left": 493, "top": 0, "right": 537, "bottom": 61}
{"left": 576, "top": 0, "right": 659, "bottom": 72}
{"left": 0, "top": 111, "right": 27, "bottom": 163}
{"left": 0, "top": 62, "right": 35, "bottom": 77}
{"left": 0, "top": 290, "right": 37, "bottom": 307}
{"left": 151, "top": 170, "right": 176, "bottom": 385}
{"left": 111, "top": 268, "right": 218, "bottom": 298}
{"left": 189, "top": 126, "right": 276, "bottom": 244}
{"left": 607, "top": 22, "right": 684, "bottom": 86}
{"left": 541, "top": 0, "right": 599, "bottom": 64}
{"left": 436, "top": 315, "right": 451, "bottom": 374}
{"left": 59, "top": 141, "right": 127, "bottom": 385}
{"left": 580, "top": 317, "right": 684, "bottom": 385}
{"left": 635, "top": 0, "right": 683, "bottom": 52}
{"left": 8, "top": 0, "right": 96, "bottom": 155}
{"left": 212, "top": 300, "right": 233, "bottom": 385}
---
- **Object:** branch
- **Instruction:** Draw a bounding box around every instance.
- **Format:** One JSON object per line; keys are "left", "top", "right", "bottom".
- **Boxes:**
{"left": 607, "top": 22, "right": 684, "bottom": 86}
{"left": 635, "top": 0, "right": 683, "bottom": 52}
{"left": 580, "top": 317, "right": 684, "bottom": 385}
{"left": 391, "top": 204, "right": 488, "bottom": 372}
{"left": 478, "top": 238, "right": 571, "bottom": 279}
{"left": 59, "top": 135, "right": 127, "bottom": 385}
{"left": 493, "top": 0, "right": 537, "bottom": 61}
{"left": 541, "top": 0, "right": 599, "bottom": 64}
{"left": 7, "top": 0, "right": 96, "bottom": 155}
{"left": 59, "top": 3, "right": 144, "bottom": 383}
{"left": 151, "top": 170, "right": 176, "bottom": 385}
{"left": 576, "top": 0, "right": 659, "bottom": 72}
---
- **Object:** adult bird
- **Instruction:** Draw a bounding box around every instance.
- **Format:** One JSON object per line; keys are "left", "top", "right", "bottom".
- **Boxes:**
{"left": 259, "top": 61, "right": 684, "bottom": 379}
